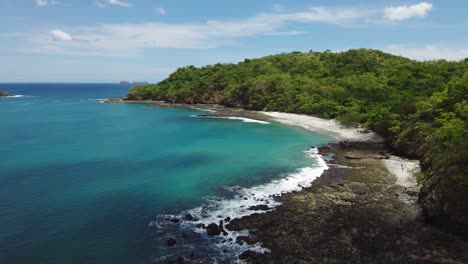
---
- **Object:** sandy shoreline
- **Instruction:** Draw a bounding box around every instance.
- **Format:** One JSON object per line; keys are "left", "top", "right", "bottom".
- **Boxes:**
{"left": 107, "top": 99, "right": 420, "bottom": 190}
{"left": 261, "top": 111, "right": 380, "bottom": 142}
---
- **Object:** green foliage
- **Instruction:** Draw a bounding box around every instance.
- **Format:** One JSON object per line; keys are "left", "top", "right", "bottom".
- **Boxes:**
{"left": 127, "top": 49, "right": 467, "bottom": 186}
{"left": 414, "top": 172, "right": 426, "bottom": 185}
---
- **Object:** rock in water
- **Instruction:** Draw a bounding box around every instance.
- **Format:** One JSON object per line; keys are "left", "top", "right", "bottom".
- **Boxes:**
{"left": 206, "top": 223, "right": 221, "bottom": 236}
{"left": 169, "top": 218, "right": 180, "bottom": 223}
{"left": 184, "top": 214, "right": 198, "bottom": 221}
{"left": 167, "top": 238, "right": 177, "bottom": 247}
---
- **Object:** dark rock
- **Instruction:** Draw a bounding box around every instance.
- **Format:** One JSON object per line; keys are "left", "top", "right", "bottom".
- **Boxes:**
{"left": 195, "top": 223, "right": 206, "bottom": 229}
{"left": 177, "top": 256, "right": 184, "bottom": 264}
{"left": 239, "top": 250, "right": 262, "bottom": 260}
{"left": 248, "top": 204, "right": 270, "bottom": 211}
{"left": 221, "top": 229, "right": 228, "bottom": 236}
{"left": 169, "top": 218, "right": 180, "bottom": 223}
{"left": 206, "top": 223, "right": 221, "bottom": 236}
{"left": 166, "top": 238, "right": 176, "bottom": 247}
{"left": 235, "top": 236, "right": 253, "bottom": 245}
{"left": 184, "top": 214, "right": 198, "bottom": 221}
{"left": 224, "top": 217, "right": 231, "bottom": 222}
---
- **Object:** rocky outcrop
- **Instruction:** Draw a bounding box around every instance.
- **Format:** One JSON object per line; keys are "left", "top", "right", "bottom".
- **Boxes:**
{"left": 0, "top": 90, "right": 9, "bottom": 97}
{"left": 206, "top": 223, "right": 221, "bottom": 236}
{"left": 419, "top": 174, "right": 468, "bottom": 238}
{"left": 230, "top": 142, "right": 468, "bottom": 263}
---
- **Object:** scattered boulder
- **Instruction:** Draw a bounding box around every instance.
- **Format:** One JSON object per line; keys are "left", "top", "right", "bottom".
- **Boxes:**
{"left": 224, "top": 217, "right": 231, "bottom": 222}
{"left": 166, "top": 238, "right": 177, "bottom": 247}
{"left": 184, "top": 214, "right": 198, "bottom": 221}
{"left": 195, "top": 223, "right": 206, "bottom": 229}
{"left": 206, "top": 223, "right": 221, "bottom": 236}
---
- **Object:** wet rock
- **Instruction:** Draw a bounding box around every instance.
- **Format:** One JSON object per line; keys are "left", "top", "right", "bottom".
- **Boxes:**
{"left": 224, "top": 216, "right": 231, "bottom": 222}
{"left": 169, "top": 218, "right": 180, "bottom": 223}
{"left": 184, "top": 214, "right": 198, "bottom": 221}
{"left": 206, "top": 223, "right": 221, "bottom": 236}
{"left": 166, "top": 238, "right": 176, "bottom": 247}
{"left": 239, "top": 250, "right": 262, "bottom": 260}
{"left": 236, "top": 236, "right": 254, "bottom": 245}
{"left": 195, "top": 223, "right": 206, "bottom": 229}
{"left": 176, "top": 256, "right": 184, "bottom": 264}
{"left": 248, "top": 204, "right": 270, "bottom": 211}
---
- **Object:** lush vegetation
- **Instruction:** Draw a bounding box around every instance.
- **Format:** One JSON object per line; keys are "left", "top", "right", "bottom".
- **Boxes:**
{"left": 127, "top": 49, "right": 467, "bottom": 187}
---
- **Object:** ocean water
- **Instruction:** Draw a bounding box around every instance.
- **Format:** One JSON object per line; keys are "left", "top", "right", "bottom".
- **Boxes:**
{"left": 0, "top": 84, "right": 332, "bottom": 263}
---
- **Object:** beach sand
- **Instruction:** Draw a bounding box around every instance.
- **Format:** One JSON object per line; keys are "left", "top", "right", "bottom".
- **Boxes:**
{"left": 261, "top": 111, "right": 380, "bottom": 142}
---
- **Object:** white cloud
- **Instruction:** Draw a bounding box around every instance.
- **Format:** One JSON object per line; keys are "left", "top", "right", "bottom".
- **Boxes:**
{"left": 384, "top": 2, "right": 432, "bottom": 22}
{"left": 10, "top": 4, "right": 444, "bottom": 58}
{"left": 50, "top": 29, "right": 72, "bottom": 41}
{"left": 106, "top": 0, "right": 131, "bottom": 8}
{"left": 36, "top": 0, "right": 65, "bottom": 7}
{"left": 36, "top": 0, "right": 48, "bottom": 6}
{"left": 155, "top": 7, "right": 166, "bottom": 15}
{"left": 384, "top": 44, "right": 468, "bottom": 61}
{"left": 15, "top": 7, "right": 376, "bottom": 57}
{"left": 93, "top": 1, "right": 106, "bottom": 8}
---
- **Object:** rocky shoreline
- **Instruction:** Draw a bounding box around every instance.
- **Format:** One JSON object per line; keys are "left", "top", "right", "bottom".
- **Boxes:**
{"left": 226, "top": 141, "right": 467, "bottom": 263}
{"left": 106, "top": 99, "right": 467, "bottom": 263}
{"left": 104, "top": 98, "right": 271, "bottom": 121}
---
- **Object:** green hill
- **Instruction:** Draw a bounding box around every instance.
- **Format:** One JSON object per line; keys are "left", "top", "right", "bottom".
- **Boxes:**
{"left": 126, "top": 49, "right": 468, "bottom": 235}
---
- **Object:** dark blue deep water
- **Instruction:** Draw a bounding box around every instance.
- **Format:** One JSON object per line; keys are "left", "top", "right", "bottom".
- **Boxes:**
{"left": 0, "top": 83, "right": 331, "bottom": 263}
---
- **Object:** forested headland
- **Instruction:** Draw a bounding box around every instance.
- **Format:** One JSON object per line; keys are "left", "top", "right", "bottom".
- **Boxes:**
{"left": 126, "top": 49, "right": 467, "bottom": 235}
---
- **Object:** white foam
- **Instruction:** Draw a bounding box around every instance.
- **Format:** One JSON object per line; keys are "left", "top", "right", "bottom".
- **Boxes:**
{"left": 176, "top": 147, "right": 328, "bottom": 259}
{"left": 190, "top": 107, "right": 217, "bottom": 113}
{"left": 224, "top": 117, "right": 269, "bottom": 124}
{"left": 190, "top": 115, "right": 269, "bottom": 124}
{"left": 4, "top": 95, "right": 25, "bottom": 98}
{"left": 87, "top": 98, "right": 106, "bottom": 103}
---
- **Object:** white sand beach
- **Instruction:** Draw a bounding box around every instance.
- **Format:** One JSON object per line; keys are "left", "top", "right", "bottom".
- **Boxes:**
{"left": 383, "top": 156, "right": 420, "bottom": 187}
{"left": 261, "top": 111, "right": 381, "bottom": 142}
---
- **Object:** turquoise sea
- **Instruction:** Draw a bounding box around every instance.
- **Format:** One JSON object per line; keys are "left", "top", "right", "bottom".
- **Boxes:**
{"left": 0, "top": 84, "right": 331, "bottom": 263}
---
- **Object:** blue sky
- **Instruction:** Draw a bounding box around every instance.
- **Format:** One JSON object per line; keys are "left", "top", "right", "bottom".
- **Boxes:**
{"left": 1, "top": 0, "right": 467, "bottom": 82}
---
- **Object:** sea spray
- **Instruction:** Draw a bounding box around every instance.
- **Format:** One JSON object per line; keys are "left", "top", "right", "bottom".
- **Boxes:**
{"left": 151, "top": 147, "right": 328, "bottom": 262}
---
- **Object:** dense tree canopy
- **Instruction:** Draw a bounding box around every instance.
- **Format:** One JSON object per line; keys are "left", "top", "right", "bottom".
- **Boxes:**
{"left": 127, "top": 49, "right": 467, "bottom": 186}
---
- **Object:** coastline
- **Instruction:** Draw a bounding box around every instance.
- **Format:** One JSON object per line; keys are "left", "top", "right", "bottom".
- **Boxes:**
{"left": 106, "top": 99, "right": 467, "bottom": 263}
{"left": 227, "top": 142, "right": 467, "bottom": 263}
